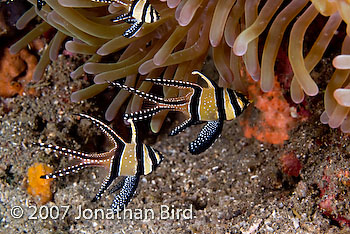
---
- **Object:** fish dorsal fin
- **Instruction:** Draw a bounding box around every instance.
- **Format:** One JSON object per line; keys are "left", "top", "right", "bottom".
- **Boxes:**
{"left": 192, "top": 71, "right": 215, "bottom": 89}
{"left": 128, "top": 119, "right": 137, "bottom": 144}
{"left": 78, "top": 113, "right": 126, "bottom": 146}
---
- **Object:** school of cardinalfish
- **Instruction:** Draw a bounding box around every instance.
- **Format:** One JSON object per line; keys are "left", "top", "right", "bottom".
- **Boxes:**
{"left": 4, "top": 0, "right": 251, "bottom": 211}
{"left": 36, "top": 70, "right": 250, "bottom": 211}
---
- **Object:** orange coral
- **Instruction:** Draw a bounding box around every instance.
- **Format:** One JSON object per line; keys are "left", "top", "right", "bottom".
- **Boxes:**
{"left": 240, "top": 76, "right": 295, "bottom": 144}
{"left": 27, "top": 163, "right": 53, "bottom": 204}
{"left": 0, "top": 47, "right": 37, "bottom": 97}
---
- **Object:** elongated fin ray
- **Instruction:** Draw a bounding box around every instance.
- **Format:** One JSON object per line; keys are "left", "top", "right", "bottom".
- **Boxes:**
{"left": 144, "top": 78, "right": 201, "bottom": 90}
{"left": 108, "top": 80, "right": 186, "bottom": 105}
{"left": 108, "top": 80, "right": 167, "bottom": 103}
{"left": 111, "top": 175, "right": 139, "bottom": 212}
{"left": 124, "top": 18, "right": 137, "bottom": 24}
{"left": 169, "top": 118, "right": 194, "bottom": 136}
{"left": 112, "top": 13, "right": 132, "bottom": 23}
{"left": 33, "top": 142, "right": 113, "bottom": 161}
{"left": 92, "top": 0, "right": 129, "bottom": 5}
{"left": 123, "top": 21, "right": 143, "bottom": 38}
{"left": 40, "top": 163, "right": 96, "bottom": 179}
{"left": 113, "top": 0, "right": 129, "bottom": 6}
{"left": 124, "top": 106, "right": 167, "bottom": 121}
{"left": 77, "top": 113, "right": 125, "bottom": 145}
{"left": 188, "top": 120, "right": 223, "bottom": 155}
{"left": 91, "top": 0, "right": 114, "bottom": 4}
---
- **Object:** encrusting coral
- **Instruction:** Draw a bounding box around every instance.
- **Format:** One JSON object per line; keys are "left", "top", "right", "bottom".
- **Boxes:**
{"left": 9, "top": 0, "right": 350, "bottom": 133}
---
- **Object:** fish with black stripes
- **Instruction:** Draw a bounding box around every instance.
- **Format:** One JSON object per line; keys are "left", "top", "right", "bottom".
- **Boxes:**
{"left": 108, "top": 71, "right": 251, "bottom": 155}
{"left": 35, "top": 114, "right": 163, "bottom": 212}
{"left": 92, "top": 0, "right": 160, "bottom": 38}
{"left": 36, "top": 0, "right": 46, "bottom": 10}
{"left": 114, "top": 0, "right": 160, "bottom": 38}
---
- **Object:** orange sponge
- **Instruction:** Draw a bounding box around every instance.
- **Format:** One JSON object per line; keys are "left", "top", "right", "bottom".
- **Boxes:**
{"left": 0, "top": 48, "right": 37, "bottom": 97}
{"left": 240, "top": 77, "right": 295, "bottom": 144}
{"left": 27, "top": 163, "right": 53, "bottom": 204}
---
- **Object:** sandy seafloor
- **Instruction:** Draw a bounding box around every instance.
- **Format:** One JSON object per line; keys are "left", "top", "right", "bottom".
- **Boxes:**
{"left": 1, "top": 53, "right": 350, "bottom": 234}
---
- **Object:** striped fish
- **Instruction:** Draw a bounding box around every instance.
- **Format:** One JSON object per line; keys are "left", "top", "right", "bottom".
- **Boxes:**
{"left": 111, "top": 0, "right": 160, "bottom": 38}
{"left": 37, "top": 0, "right": 45, "bottom": 10}
{"left": 109, "top": 71, "right": 251, "bottom": 154}
{"left": 36, "top": 114, "right": 163, "bottom": 212}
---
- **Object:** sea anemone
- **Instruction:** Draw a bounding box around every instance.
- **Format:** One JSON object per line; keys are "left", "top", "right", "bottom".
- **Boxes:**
{"left": 10, "top": 0, "right": 216, "bottom": 133}
{"left": 10, "top": 0, "right": 350, "bottom": 132}
{"left": 228, "top": 0, "right": 350, "bottom": 132}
